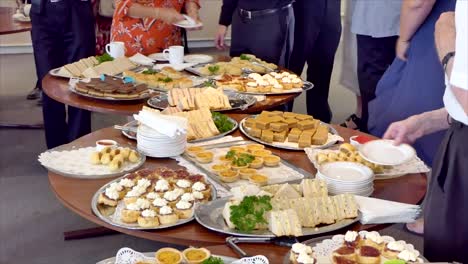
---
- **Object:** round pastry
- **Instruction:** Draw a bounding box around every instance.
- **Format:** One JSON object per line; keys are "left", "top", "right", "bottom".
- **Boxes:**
{"left": 109, "top": 159, "right": 122, "bottom": 171}
{"left": 145, "top": 192, "right": 160, "bottom": 202}
{"left": 180, "top": 193, "right": 195, "bottom": 203}
{"left": 263, "top": 155, "right": 280, "bottom": 167}
{"left": 239, "top": 168, "right": 257, "bottom": 179}
{"left": 327, "top": 152, "right": 339, "bottom": 160}
{"left": 151, "top": 197, "right": 168, "bottom": 213}
{"left": 332, "top": 246, "right": 357, "bottom": 262}
{"left": 249, "top": 157, "right": 264, "bottom": 169}
{"left": 174, "top": 200, "right": 194, "bottom": 219}
{"left": 343, "top": 231, "right": 361, "bottom": 248}
{"left": 219, "top": 170, "right": 240, "bottom": 183}
{"left": 182, "top": 247, "right": 211, "bottom": 264}
{"left": 120, "top": 148, "right": 131, "bottom": 160}
{"left": 382, "top": 241, "right": 406, "bottom": 260}
{"left": 110, "top": 148, "right": 121, "bottom": 157}
{"left": 101, "top": 146, "right": 112, "bottom": 154}
{"left": 290, "top": 243, "right": 315, "bottom": 264}
{"left": 339, "top": 143, "right": 356, "bottom": 156}
{"left": 154, "top": 179, "right": 171, "bottom": 195}
{"left": 211, "top": 163, "right": 231, "bottom": 175}
{"left": 219, "top": 155, "right": 233, "bottom": 162}
{"left": 158, "top": 206, "right": 179, "bottom": 225}
{"left": 249, "top": 174, "right": 268, "bottom": 186}
{"left": 155, "top": 247, "right": 183, "bottom": 264}
{"left": 195, "top": 152, "right": 213, "bottom": 163}
{"left": 175, "top": 179, "right": 192, "bottom": 193}
{"left": 245, "top": 144, "right": 265, "bottom": 153}
{"left": 137, "top": 209, "right": 160, "bottom": 228}
{"left": 229, "top": 146, "right": 246, "bottom": 152}
{"left": 362, "top": 231, "right": 385, "bottom": 251}
{"left": 121, "top": 203, "right": 140, "bottom": 223}
{"left": 191, "top": 181, "right": 211, "bottom": 200}
{"left": 128, "top": 150, "right": 140, "bottom": 163}
{"left": 119, "top": 177, "right": 136, "bottom": 192}
{"left": 100, "top": 153, "right": 112, "bottom": 165}
{"left": 397, "top": 249, "right": 420, "bottom": 263}
{"left": 90, "top": 151, "right": 102, "bottom": 165}
{"left": 231, "top": 163, "right": 249, "bottom": 171}
{"left": 191, "top": 191, "right": 205, "bottom": 202}
{"left": 186, "top": 146, "right": 205, "bottom": 157}
{"left": 252, "top": 149, "right": 272, "bottom": 158}
{"left": 163, "top": 190, "right": 180, "bottom": 207}
{"left": 316, "top": 153, "right": 329, "bottom": 165}
{"left": 357, "top": 246, "right": 381, "bottom": 264}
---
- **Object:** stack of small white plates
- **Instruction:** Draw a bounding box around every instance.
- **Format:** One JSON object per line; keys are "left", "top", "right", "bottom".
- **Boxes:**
{"left": 317, "top": 162, "right": 374, "bottom": 196}
{"left": 136, "top": 124, "right": 186, "bottom": 158}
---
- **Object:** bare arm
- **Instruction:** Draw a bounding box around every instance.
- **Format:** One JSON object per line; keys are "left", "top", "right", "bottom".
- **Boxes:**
{"left": 127, "top": 3, "right": 184, "bottom": 24}
{"left": 399, "top": 0, "right": 437, "bottom": 42}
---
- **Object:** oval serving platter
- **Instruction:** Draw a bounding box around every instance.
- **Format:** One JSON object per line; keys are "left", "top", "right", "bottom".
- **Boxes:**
{"left": 195, "top": 197, "right": 359, "bottom": 238}
{"left": 91, "top": 174, "right": 217, "bottom": 231}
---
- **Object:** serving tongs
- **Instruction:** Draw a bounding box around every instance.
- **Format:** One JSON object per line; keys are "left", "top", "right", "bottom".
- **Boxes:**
{"left": 226, "top": 236, "right": 299, "bottom": 258}
{"left": 114, "top": 125, "right": 137, "bottom": 134}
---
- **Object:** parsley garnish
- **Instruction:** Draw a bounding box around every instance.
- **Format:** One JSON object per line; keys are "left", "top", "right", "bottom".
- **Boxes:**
{"left": 208, "top": 65, "right": 220, "bottom": 74}
{"left": 157, "top": 77, "right": 173, "bottom": 83}
{"left": 230, "top": 195, "right": 272, "bottom": 232}
{"left": 212, "top": 112, "right": 234, "bottom": 133}
{"left": 96, "top": 53, "right": 114, "bottom": 64}
{"left": 202, "top": 256, "right": 224, "bottom": 264}
{"left": 239, "top": 54, "right": 251, "bottom": 61}
{"left": 142, "top": 68, "right": 158, "bottom": 75}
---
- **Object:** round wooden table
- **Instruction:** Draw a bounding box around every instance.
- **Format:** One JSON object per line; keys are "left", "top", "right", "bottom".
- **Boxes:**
{"left": 0, "top": 7, "right": 31, "bottom": 35}
{"left": 47, "top": 114, "right": 427, "bottom": 261}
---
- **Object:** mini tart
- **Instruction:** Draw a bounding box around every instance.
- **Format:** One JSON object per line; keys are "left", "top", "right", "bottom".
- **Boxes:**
{"left": 155, "top": 247, "right": 183, "bottom": 264}
{"left": 97, "top": 193, "right": 118, "bottom": 207}
{"left": 211, "top": 163, "right": 231, "bottom": 175}
{"left": 263, "top": 155, "right": 281, "bottom": 167}
{"left": 120, "top": 208, "right": 140, "bottom": 223}
{"left": 332, "top": 256, "right": 357, "bottom": 264}
{"left": 229, "top": 146, "right": 246, "bottom": 152}
{"left": 252, "top": 149, "right": 272, "bottom": 158}
{"left": 137, "top": 212, "right": 160, "bottom": 228}
{"left": 182, "top": 247, "right": 211, "bottom": 264}
{"left": 192, "top": 182, "right": 212, "bottom": 200}
{"left": 249, "top": 174, "right": 268, "bottom": 186}
{"left": 249, "top": 157, "right": 264, "bottom": 169}
{"left": 362, "top": 238, "right": 385, "bottom": 251}
{"left": 239, "top": 168, "right": 257, "bottom": 179}
{"left": 219, "top": 170, "right": 240, "bottom": 183}
{"left": 158, "top": 208, "right": 179, "bottom": 225}
{"left": 123, "top": 196, "right": 139, "bottom": 206}
{"left": 246, "top": 144, "right": 265, "bottom": 153}
{"left": 357, "top": 246, "right": 381, "bottom": 264}
{"left": 231, "top": 163, "right": 249, "bottom": 171}
{"left": 195, "top": 151, "right": 214, "bottom": 164}
{"left": 382, "top": 246, "right": 401, "bottom": 260}
{"left": 186, "top": 146, "right": 205, "bottom": 157}
{"left": 332, "top": 246, "right": 357, "bottom": 262}
{"left": 174, "top": 202, "right": 194, "bottom": 219}
{"left": 219, "top": 155, "right": 233, "bottom": 162}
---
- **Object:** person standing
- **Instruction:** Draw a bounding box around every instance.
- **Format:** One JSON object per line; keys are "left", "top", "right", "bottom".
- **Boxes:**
{"left": 384, "top": 2, "right": 467, "bottom": 261}
{"left": 288, "top": 0, "right": 341, "bottom": 122}
{"left": 30, "top": 0, "right": 96, "bottom": 149}
{"left": 341, "top": 0, "right": 401, "bottom": 132}
{"left": 214, "top": 0, "right": 294, "bottom": 67}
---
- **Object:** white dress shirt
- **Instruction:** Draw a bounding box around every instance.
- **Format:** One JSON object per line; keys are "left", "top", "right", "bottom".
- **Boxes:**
{"left": 444, "top": 0, "right": 468, "bottom": 125}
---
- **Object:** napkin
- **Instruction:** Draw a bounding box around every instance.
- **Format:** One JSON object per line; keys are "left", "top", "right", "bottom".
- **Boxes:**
{"left": 153, "top": 63, "right": 197, "bottom": 71}
{"left": 133, "top": 108, "right": 187, "bottom": 138}
{"left": 129, "top": 53, "right": 155, "bottom": 66}
{"left": 354, "top": 195, "right": 421, "bottom": 224}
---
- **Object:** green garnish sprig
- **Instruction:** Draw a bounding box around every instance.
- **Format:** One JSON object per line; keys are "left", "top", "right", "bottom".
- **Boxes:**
{"left": 230, "top": 195, "right": 272, "bottom": 232}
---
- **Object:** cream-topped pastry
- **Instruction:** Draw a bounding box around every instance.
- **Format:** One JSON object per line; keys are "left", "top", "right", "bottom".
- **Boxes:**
{"left": 281, "top": 77, "right": 292, "bottom": 83}
{"left": 176, "top": 179, "right": 191, "bottom": 189}
{"left": 146, "top": 192, "right": 159, "bottom": 200}
{"left": 248, "top": 73, "right": 262, "bottom": 79}
{"left": 192, "top": 191, "right": 204, "bottom": 201}
{"left": 291, "top": 243, "right": 312, "bottom": 255}
{"left": 192, "top": 182, "right": 206, "bottom": 192}
{"left": 175, "top": 200, "right": 193, "bottom": 219}
{"left": 136, "top": 178, "right": 151, "bottom": 188}
{"left": 138, "top": 209, "right": 159, "bottom": 227}
{"left": 387, "top": 241, "right": 405, "bottom": 252}
{"left": 154, "top": 179, "right": 169, "bottom": 192}
{"left": 247, "top": 82, "right": 258, "bottom": 87}
{"left": 172, "top": 188, "right": 185, "bottom": 197}
{"left": 363, "top": 231, "right": 384, "bottom": 250}
{"left": 141, "top": 209, "right": 157, "bottom": 218}
{"left": 126, "top": 202, "right": 140, "bottom": 211}
{"left": 290, "top": 243, "right": 314, "bottom": 264}
{"left": 343, "top": 230, "right": 360, "bottom": 248}
{"left": 135, "top": 198, "right": 151, "bottom": 210}
{"left": 180, "top": 193, "right": 195, "bottom": 202}
{"left": 398, "top": 249, "right": 419, "bottom": 262}
{"left": 152, "top": 198, "right": 168, "bottom": 209}
{"left": 296, "top": 253, "right": 315, "bottom": 264}
{"left": 159, "top": 205, "right": 173, "bottom": 215}
{"left": 121, "top": 202, "right": 141, "bottom": 223}
{"left": 104, "top": 187, "right": 120, "bottom": 201}
{"left": 176, "top": 200, "right": 192, "bottom": 210}
{"left": 158, "top": 205, "right": 178, "bottom": 225}
{"left": 119, "top": 178, "right": 135, "bottom": 189}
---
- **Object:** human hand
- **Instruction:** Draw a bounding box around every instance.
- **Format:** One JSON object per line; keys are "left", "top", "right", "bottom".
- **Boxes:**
{"left": 396, "top": 37, "right": 410, "bottom": 61}
{"left": 383, "top": 115, "right": 427, "bottom": 145}
{"left": 435, "top": 12, "right": 456, "bottom": 62}
{"left": 215, "top": 25, "right": 228, "bottom": 50}
{"left": 186, "top": 15, "right": 203, "bottom": 31}
{"left": 157, "top": 8, "right": 185, "bottom": 25}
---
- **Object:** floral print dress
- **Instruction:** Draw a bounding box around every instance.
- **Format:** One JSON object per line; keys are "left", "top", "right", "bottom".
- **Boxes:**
{"left": 111, "top": 0, "right": 197, "bottom": 56}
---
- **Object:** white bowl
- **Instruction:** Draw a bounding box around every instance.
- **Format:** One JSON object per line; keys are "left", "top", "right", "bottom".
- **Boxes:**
{"left": 95, "top": 139, "right": 118, "bottom": 151}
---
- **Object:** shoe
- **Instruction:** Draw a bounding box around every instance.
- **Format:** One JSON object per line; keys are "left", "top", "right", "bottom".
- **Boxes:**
{"left": 36, "top": 92, "right": 43, "bottom": 106}
{"left": 27, "top": 86, "right": 41, "bottom": 100}
{"left": 340, "top": 114, "right": 365, "bottom": 131}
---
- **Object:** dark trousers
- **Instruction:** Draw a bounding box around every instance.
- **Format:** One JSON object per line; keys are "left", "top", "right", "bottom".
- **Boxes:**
{"left": 230, "top": 6, "right": 294, "bottom": 67}
{"left": 424, "top": 121, "right": 468, "bottom": 263}
{"left": 357, "top": 35, "right": 398, "bottom": 132}
{"left": 288, "top": 0, "right": 341, "bottom": 122}
{"left": 30, "top": 0, "right": 95, "bottom": 149}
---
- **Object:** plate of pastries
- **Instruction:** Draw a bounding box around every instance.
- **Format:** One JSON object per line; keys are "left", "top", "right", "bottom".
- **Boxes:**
{"left": 215, "top": 72, "right": 313, "bottom": 95}
{"left": 240, "top": 111, "right": 340, "bottom": 151}
{"left": 195, "top": 179, "right": 359, "bottom": 238}
{"left": 286, "top": 230, "right": 426, "bottom": 264}
{"left": 186, "top": 54, "right": 278, "bottom": 76}
{"left": 50, "top": 55, "right": 137, "bottom": 78}
{"left": 123, "top": 67, "right": 195, "bottom": 92}
{"left": 97, "top": 246, "right": 239, "bottom": 264}
{"left": 92, "top": 167, "right": 215, "bottom": 230}
{"left": 71, "top": 75, "right": 150, "bottom": 101}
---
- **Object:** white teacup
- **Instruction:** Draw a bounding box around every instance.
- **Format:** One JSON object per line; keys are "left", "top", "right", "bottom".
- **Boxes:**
{"left": 23, "top": 4, "right": 31, "bottom": 17}
{"left": 105, "top": 42, "right": 126, "bottom": 58}
{"left": 163, "top": 45, "right": 184, "bottom": 65}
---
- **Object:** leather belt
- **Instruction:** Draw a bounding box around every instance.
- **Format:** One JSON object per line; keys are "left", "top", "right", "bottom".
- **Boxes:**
{"left": 238, "top": 3, "right": 292, "bottom": 20}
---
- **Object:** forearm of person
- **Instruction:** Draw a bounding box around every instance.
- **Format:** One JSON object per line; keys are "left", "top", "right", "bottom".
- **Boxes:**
{"left": 127, "top": 4, "right": 160, "bottom": 19}
{"left": 416, "top": 108, "right": 450, "bottom": 135}
{"left": 219, "top": 0, "right": 238, "bottom": 26}
{"left": 399, "top": 0, "right": 436, "bottom": 41}
{"left": 184, "top": 1, "right": 200, "bottom": 19}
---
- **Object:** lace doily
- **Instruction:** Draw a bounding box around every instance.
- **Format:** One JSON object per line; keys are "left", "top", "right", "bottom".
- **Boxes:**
{"left": 231, "top": 255, "right": 269, "bottom": 264}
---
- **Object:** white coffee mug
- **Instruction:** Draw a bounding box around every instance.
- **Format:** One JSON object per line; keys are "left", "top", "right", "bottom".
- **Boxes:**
{"left": 105, "top": 42, "right": 126, "bottom": 58}
{"left": 163, "top": 46, "right": 184, "bottom": 65}
{"left": 23, "top": 4, "right": 31, "bottom": 17}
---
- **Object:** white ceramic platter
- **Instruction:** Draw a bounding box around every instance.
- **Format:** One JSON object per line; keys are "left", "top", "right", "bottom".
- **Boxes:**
{"left": 359, "top": 140, "right": 416, "bottom": 166}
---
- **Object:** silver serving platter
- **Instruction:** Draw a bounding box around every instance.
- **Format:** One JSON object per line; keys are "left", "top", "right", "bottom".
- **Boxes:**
{"left": 39, "top": 144, "right": 146, "bottom": 179}
{"left": 91, "top": 174, "right": 217, "bottom": 230}
{"left": 119, "top": 117, "right": 239, "bottom": 143}
{"left": 282, "top": 235, "right": 429, "bottom": 263}
{"left": 234, "top": 80, "right": 314, "bottom": 96}
{"left": 195, "top": 197, "right": 359, "bottom": 238}
{"left": 69, "top": 82, "right": 153, "bottom": 102}
{"left": 181, "top": 140, "right": 313, "bottom": 191}
{"left": 97, "top": 252, "right": 238, "bottom": 264}
{"left": 49, "top": 64, "right": 144, "bottom": 79}
{"left": 239, "top": 116, "right": 340, "bottom": 151}
{"left": 146, "top": 90, "right": 257, "bottom": 112}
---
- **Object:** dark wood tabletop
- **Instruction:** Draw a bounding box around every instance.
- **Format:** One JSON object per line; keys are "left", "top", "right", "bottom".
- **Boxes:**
{"left": 41, "top": 55, "right": 302, "bottom": 116}
{"left": 47, "top": 114, "right": 427, "bottom": 261}
{"left": 0, "top": 7, "right": 31, "bottom": 35}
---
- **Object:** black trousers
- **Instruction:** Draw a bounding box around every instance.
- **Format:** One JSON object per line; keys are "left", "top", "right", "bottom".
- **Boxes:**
{"left": 30, "top": 0, "right": 95, "bottom": 149}
{"left": 288, "top": 0, "right": 341, "bottom": 122}
{"left": 424, "top": 120, "right": 468, "bottom": 263}
{"left": 230, "top": 6, "right": 294, "bottom": 67}
{"left": 357, "top": 35, "right": 398, "bottom": 132}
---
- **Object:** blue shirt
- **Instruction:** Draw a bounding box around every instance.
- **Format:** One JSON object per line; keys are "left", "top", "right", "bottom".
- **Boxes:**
{"left": 351, "top": 0, "right": 402, "bottom": 38}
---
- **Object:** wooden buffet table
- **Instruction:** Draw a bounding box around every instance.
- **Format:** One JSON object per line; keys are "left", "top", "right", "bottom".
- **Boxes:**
{"left": 0, "top": 7, "right": 31, "bottom": 35}
{"left": 47, "top": 114, "right": 427, "bottom": 262}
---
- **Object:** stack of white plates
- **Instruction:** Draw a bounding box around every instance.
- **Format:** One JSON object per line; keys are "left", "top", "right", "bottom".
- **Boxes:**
{"left": 137, "top": 124, "right": 186, "bottom": 158}
{"left": 317, "top": 162, "right": 374, "bottom": 197}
